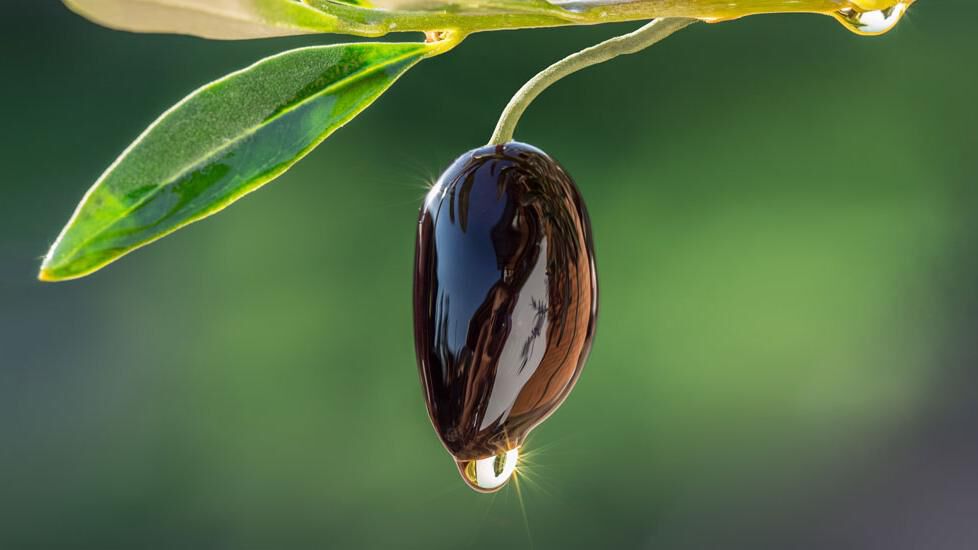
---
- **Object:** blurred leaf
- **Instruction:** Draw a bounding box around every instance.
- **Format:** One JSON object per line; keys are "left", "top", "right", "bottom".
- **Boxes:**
{"left": 40, "top": 42, "right": 438, "bottom": 281}
{"left": 63, "top": 0, "right": 342, "bottom": 39}
{"left": 64, "top": 0, "right": 914, "bottom": 38}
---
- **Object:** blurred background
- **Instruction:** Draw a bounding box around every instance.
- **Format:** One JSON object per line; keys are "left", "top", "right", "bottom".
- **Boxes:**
{"left": 1, "top": 1, "right": 976, "bottom": 548}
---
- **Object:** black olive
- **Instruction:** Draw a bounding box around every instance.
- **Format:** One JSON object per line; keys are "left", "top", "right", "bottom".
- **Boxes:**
{"left": 413, "top": 142, "right": 598, "bottom": 492}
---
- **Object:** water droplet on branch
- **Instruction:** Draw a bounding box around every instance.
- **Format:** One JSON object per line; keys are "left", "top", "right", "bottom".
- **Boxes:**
{"left": 835, "top": 2, "right": 910, "bottom": 35}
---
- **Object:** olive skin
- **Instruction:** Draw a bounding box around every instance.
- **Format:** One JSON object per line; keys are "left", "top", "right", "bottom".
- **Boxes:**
{"left": 413, "top": 142, "right": 598, "bottom": 464}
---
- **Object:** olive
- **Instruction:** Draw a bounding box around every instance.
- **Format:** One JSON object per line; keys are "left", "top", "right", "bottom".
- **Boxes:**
{"left": 413, "top": 142, "right": 598, "bottom": 492}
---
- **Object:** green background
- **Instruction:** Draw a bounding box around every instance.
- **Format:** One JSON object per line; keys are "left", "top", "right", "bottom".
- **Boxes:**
{"left": 1, "top": 2, "right": 976, "bottom": 548}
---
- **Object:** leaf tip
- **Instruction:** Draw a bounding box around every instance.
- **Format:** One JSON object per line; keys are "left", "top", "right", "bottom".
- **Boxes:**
{"left": 37, "top": 268, "right": 59, "bottom": 283}
{"left": 37, "top": 256, "right": 68, "bottom": 282}
{"left": 37, "top": 253, "right": 65, "bottom": 282}
{"left": 37, "top": 263, "right": 93, "bottom": 283}
{"left": 37, "top": 250, "right": 85, "bottom": 283}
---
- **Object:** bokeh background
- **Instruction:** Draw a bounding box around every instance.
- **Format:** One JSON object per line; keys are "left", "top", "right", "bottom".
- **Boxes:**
{"left": 1, "top": 1, "right": 976, "bottom": 548}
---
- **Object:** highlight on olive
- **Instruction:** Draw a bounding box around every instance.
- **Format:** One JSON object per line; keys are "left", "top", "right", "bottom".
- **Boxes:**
{"left": 413, "top": 142, "right": 598, "bottom": 492}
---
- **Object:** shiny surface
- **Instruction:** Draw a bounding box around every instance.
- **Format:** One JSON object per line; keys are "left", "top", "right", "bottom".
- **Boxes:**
{"left": 414, "top": 142, "right": 598, "bottom": 475}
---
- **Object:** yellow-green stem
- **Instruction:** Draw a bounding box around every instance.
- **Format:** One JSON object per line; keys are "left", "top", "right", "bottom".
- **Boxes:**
{"left": 488, "top": 18, "right": 697, "bottom": 146}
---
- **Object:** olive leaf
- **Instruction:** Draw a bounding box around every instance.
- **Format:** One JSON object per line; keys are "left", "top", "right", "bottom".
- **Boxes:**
{"left": 40, "top": 42, "right": 438, "bottom": 281}
{"left": 64, "top": 0, "right": 910, "bottom": 39}
{"left": 63, "top": 0, "right": 342, "bottom": 39}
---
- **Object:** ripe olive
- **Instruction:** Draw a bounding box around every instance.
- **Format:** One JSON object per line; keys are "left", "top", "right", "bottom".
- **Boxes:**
{"left": 413, "top": 142, "right": 598, "bottom": 492}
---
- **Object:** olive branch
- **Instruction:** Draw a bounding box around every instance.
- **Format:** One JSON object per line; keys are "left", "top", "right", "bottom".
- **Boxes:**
{"left": 40, "top": 0, "right": 913, "bottom": 281}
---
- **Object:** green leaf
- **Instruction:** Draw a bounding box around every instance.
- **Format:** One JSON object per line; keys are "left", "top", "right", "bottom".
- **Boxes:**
{"left": 40, "top": 41, "right": 440, "bottom": 281}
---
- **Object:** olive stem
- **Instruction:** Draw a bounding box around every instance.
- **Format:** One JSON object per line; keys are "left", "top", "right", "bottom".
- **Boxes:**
{"left": 488, "top": 17, "right": 697, "bottom": 146}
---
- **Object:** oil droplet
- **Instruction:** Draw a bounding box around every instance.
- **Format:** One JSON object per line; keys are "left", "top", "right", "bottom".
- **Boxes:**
{"left": 835, "top": 2, "right": 910, "bottom": 36}
{"left": 456, "top": 448, "right": 520, "bottom": 493}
